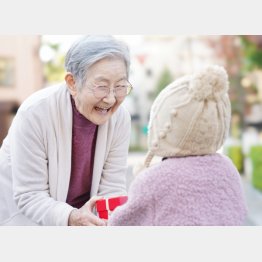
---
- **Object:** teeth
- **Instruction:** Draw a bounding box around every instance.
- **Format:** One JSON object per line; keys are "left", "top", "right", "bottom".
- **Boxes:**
{"left": 95, "top": 106, "right": 111, "bottom": 114}
{"left": 98, "top": 107, "right": 110, "bottom": 110}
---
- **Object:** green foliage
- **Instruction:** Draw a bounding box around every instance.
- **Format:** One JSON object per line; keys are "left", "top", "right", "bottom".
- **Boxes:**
{"left": 229, "top": 76, "right": 245, "bottom": 116}
{"left": 44, "top": 54, "right": 65, "bottom": 83}
{"left": 129, "top": 145, "right": 146, "bottom": 152}
{"left": 151, "top": 67, "right": 173, "bottom": 99}
{"left": 241, "top": 37, "right": 262, "bottom": 71}
{"left": 250, "top": 145, "right": 262, "bottom": 191}
{"left": 227, "top": 145, "right": 244, "bottom": 173}
{"left": 41, "top": 41, "right": 65, "bottom": 84}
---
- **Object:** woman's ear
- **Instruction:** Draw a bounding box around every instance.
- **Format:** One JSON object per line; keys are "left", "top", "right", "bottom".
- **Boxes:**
{"left": 65, "top": 72, "right": 77, "bottom": 96}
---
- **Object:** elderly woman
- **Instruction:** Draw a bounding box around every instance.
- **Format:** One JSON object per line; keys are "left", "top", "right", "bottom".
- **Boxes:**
{"left": 0, "top": 35, "right": 132, "bottom": 226}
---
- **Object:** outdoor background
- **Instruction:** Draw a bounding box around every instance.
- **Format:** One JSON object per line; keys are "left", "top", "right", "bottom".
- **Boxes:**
{"left": 1, "top": 35, "right": 262, "bottom": 225}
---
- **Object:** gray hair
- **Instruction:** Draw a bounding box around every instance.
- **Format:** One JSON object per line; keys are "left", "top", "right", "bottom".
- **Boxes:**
{"left": 65, "top": 35, "right": 130, "bottom": 88}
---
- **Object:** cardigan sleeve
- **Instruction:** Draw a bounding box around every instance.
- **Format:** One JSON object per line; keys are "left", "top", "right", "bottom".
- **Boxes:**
{"left": 10, "top": 109, "right": 75, "bottom": 226}
{"left": 97, "top": 106, "right": 131, "bottom": 197}
{"left": 108, "top": 170, "right": 155, "bottom": 226}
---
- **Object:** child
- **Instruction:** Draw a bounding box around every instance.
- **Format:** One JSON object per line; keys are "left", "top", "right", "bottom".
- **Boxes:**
{"left": 108, "top": 65, "right": 247, "bottom": 226}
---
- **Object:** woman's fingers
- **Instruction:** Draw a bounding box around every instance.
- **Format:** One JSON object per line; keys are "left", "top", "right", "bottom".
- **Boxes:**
{"left": 69, "top": 195, "right": 108, "bottom": 226}
{"left": 86, "top": 213, "right": 106, "bottom": 226}
{"left": 81, "top": 202, "right": 107, "bottom": 226}
{"left": 85, "top": 195, "right": 104, "bottom": 210}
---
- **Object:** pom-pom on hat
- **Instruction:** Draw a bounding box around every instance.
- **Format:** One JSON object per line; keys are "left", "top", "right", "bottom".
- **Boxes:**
{"left": 144, "top": 65, "right": 231, "bottom": 168}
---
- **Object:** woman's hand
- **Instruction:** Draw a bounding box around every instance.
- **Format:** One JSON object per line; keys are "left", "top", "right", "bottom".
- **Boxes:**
{"left": 68, "top": 196, "right": 106, "bottom": 226}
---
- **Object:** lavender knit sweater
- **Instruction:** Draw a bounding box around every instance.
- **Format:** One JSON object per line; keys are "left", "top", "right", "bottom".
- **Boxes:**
{"left": 108, "top": 154, "right": 247, "bottom": 226}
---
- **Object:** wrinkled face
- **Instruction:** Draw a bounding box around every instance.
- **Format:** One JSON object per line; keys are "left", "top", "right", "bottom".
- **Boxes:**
{"left": 67, "top": 57, "right": 128, "bottom": 125}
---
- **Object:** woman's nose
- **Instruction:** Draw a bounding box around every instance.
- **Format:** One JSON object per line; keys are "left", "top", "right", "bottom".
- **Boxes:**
{"left": 102, "top": 89, "right": 116, "bottom": 104}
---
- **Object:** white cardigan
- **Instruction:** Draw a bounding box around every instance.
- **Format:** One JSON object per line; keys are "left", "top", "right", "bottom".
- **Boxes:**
{"left": 0, "top": 83, "right": 131, "bottom": 226}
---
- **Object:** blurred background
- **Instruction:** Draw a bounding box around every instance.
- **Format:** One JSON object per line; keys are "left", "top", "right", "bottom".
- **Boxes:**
{"left": 1, "top": 35, "right": 262, "bottom": 225}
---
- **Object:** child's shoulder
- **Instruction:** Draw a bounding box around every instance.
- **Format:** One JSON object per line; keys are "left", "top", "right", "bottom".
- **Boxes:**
{"left": 136, "top": 159, "right": 179, "bottom": 183}
{"left": 135, "top": 153, "right": 236, "bottom": 181}
{"left": 135, "top": 161, "right": 166, "bottom": 182}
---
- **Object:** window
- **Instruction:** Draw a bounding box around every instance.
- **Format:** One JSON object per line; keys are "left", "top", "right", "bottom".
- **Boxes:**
{"left": 0, "top": 57, "right": 15, "bottom": 87}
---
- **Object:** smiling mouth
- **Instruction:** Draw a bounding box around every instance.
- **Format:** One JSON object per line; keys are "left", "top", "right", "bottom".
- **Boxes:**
{"left": 95, "top": 106, "right": 112, "bottom": 114}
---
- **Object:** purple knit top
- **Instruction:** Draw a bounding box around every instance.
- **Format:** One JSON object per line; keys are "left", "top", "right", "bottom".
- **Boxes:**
{"left": 108, "top": 154, "right": 247, "bottom": 226}
{"left": 66, "top": 96, "right": 98, "bottom": 208}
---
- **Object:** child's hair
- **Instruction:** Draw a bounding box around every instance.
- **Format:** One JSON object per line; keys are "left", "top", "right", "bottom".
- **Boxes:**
{"left": 143, "top": 65, "right": 231, "bottom": 168}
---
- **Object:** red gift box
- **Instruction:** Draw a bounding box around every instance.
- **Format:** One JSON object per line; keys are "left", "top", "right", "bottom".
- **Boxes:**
{"left": 96, "top": 196, "right": 128, "bottom": 219}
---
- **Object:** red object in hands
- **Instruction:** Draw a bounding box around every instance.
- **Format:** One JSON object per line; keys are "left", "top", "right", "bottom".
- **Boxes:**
{"left": 96, "top": 196, "right": 128, "bottom": 219}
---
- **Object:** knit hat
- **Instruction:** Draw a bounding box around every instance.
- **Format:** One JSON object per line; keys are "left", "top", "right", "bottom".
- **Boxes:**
{"left": 143, "top": 65, "right": 231, "bottom": 168}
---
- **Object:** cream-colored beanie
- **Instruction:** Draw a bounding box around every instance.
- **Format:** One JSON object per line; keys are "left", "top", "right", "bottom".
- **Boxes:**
{"left": 144, "top": 65, "right": 231, "bottom": 168}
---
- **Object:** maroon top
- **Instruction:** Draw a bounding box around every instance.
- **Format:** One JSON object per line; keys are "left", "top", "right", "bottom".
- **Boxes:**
{"left": 66, "top": 96, "right": 98, "bottom": 208}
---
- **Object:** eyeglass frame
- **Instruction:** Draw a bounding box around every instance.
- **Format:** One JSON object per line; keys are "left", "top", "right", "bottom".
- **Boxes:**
{"left": 85, "top": 81, "right": 133, "bottom": 99}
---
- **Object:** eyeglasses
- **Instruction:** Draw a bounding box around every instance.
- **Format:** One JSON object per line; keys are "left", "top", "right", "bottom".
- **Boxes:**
{"left": 87, "top": 81, "right": 133, "bottom": 99}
